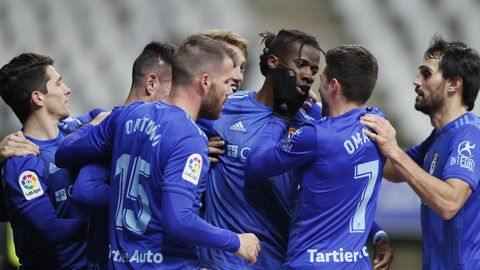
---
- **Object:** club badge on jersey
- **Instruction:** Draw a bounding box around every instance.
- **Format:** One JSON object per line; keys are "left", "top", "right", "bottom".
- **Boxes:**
{"left": 18, "top": 170, "right": 44, "bottom": 200}
{"left": 429, "top": 153, "right": 438, "bottom": 174}
{"left": 182, "top": 153, "right": 202, "bottom": 185}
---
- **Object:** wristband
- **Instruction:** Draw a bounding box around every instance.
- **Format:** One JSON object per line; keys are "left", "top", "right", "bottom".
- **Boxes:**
{"left": 372, "top": 230, "right": 389, "bottom": 245}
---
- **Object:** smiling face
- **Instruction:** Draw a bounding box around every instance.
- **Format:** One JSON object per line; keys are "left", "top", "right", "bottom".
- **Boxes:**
{"left": 42, "top": 65, "right": 71, "bottom": 120}
{"left": 227, "top": 44, "right": 246, "bottom": 92}
{"left": 413, "top": 57, "right": 447, "bottom": 115}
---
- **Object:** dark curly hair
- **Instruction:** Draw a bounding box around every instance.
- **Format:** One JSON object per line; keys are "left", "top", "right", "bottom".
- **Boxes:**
{"left": 258, "top": 29, "right": 323, "bottom": 76}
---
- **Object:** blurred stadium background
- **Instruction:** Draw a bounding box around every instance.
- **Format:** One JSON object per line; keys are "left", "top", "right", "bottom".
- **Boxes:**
{"left": 2, "top": 0, "right": 480, "bottom": 269}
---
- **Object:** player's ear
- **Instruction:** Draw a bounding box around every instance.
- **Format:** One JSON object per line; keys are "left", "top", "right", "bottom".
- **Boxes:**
{"left": 447, "top": 76, "right": 463, "bottom": 93}
{"left": 145, "top": 73, "right": 158, "bottom": 96}
{"left": 267, "top": 54, "right": 280, "bottom": 70}
{"left": 199, "top": 73, "right": 210, "bottom": 96}
{"left": 31, "top": 90, "right": 45, "bottom": 107}
{"left": 330, "top": 78, "right": 341, "bottom": 97}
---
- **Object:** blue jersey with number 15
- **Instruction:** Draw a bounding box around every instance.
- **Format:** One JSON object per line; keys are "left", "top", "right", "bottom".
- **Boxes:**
{"left": 58, "top": 101, "right": 212, "bottom": 269}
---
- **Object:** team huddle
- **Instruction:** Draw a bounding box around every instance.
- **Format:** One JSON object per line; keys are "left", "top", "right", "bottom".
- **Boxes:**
{"left": 0, "top": 28, "right": 480, "bottom": 270}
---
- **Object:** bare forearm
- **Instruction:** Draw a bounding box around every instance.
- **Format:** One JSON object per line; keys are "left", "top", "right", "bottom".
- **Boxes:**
{"left": 388, "top": 148, "right": 469, "bottom": 220}
{"left": 382, "top": 159, "right": 405, "bottom": 182}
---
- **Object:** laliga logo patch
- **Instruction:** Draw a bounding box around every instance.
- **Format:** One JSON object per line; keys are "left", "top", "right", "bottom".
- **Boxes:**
{"left": 182, "top": 153, "right": 202, "bottom": 185}
{"left": 450, "top": 141, "right": 476, "bottom": 172}
{"left": 18, "top": 171, "right": 44, "bottom": 200}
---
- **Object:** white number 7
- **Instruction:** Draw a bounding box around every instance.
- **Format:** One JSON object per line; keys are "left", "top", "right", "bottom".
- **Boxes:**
{"left": 350, "top": 160, "right": 379, "bottom": 233}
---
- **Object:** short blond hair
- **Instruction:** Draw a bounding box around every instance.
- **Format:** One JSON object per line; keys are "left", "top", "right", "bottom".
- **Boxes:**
{"left": 202, "top": 29, "right": 248, "bottom": 59}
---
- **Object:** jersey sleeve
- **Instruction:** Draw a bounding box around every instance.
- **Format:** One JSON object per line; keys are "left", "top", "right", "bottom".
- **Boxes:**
{"left": 73, "top": 163, "right": 110, "bottom": 208}
{"left": 196, "top": 118, "right": 216, "bottom": 137}
{"left": 161, "top": 131, "right": 209, "bottom": 201}
{"left": 441, "top": 126, "right": 480, "bottom": 190}
{"left": 58, "top": 108, "right": 106, "bottom": 134}
{"left": 368, "top": 220, "right": 388, "bottom": 244}
{"left": 2, "top": 156, "right": 86, "bottom": 244}
{"left": 162, "top": 191, "right": 240, "bottom": 252}
{"left": 56, "top": 109, "right": 118, "bottom": 169}
{"left": 245, "top": 117, "right": 318, "bottom": 181}
{"left": 302, "top": 99, "right": 323, "bottom": 120}
{"left": 406, "top": 130, "right": 435, "bottom": 165}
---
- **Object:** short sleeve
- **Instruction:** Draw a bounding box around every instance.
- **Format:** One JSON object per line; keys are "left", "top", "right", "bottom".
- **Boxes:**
{"left": 441, "top": 126, "right": 480, "bottom": 190}
{"left": 406, "top": 130, "right": 436, "bottom": 165}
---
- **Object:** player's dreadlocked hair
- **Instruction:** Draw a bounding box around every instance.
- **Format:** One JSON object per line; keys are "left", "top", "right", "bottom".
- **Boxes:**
{"left": 0, "top": 53, "right": 53, "bottom": 123}
{"left": 258, "top": 29, "right": 324, "bottom": 76}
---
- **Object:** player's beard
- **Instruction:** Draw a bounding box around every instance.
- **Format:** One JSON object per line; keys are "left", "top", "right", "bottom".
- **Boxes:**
{"left": 199, "top": 84, "right": 223, "bottom": 120}
{"left": 414, "top": 84, "right": 446, "bottom": 115}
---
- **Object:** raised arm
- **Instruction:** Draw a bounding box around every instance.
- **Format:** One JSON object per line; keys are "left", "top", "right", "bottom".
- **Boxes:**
{"left": 362, "top": 114, "right": 475, "bottom": 220}
{"left": 244, "top": 117, "right": 318, "bottom": 182}
{"left": 56, "top": 111, "right": 114, "bottom": 169}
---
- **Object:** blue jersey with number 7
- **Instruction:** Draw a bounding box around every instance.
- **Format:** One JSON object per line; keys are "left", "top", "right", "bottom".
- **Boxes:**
{"left": 245, "top": 107, "right": 386, "bottom": 270}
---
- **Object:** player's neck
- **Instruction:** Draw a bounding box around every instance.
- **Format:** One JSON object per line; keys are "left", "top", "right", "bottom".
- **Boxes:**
{"left": 22, "top": 110, "right": 60, "bottom": 140}
{"left": 328, "top": 100, "right": 362, "bottom": 117}
{"left": 430, "top": 102, "right": 467, "bottom": 130}
{"left": 124, "top": 87, "right": 151, "bottom": 105}
{"left": 124, "top": 93, "right": 139, "bottom": 105}
{"left": 255, "top": 80, "right": 273, "bottom": 107}
{"left": 164, "top": 87, "right": 201, "bottom": 121}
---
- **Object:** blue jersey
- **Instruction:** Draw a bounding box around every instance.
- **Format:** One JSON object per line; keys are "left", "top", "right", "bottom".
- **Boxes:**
{"left": 303, "top": 98, "right": 323, "bottom": 120}
{"left": 74, "top": 163, "right": 110, "bottom": 270}
{"left": 245, "top": 107, "right": 386, "bottom": 270}
{"left": 55, "top": 101, "right": 240, "bottom": 270}
{"left": 407, "top": 113, "right": 480, "bottom": 269}
{"left": 1, "top": 131, "right": 87, "bottom": 269}
{"left": 199, "top": 90, "right": 313, "bottom": 270}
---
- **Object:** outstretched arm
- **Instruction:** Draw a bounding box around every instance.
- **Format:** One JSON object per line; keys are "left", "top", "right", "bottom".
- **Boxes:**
{"left": 361, "top": 114, "right": 474, "bottom": 220}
